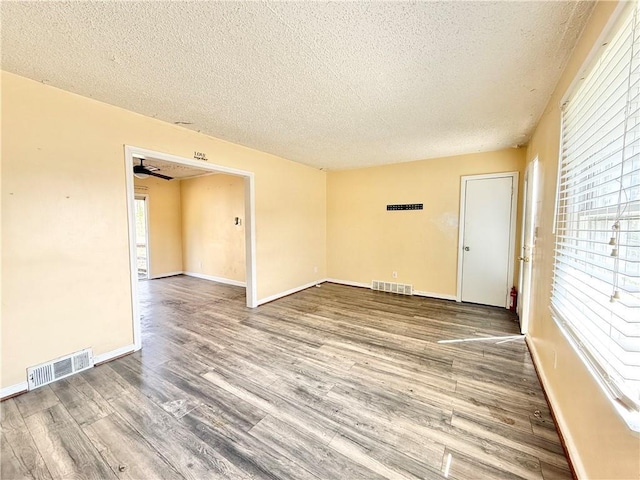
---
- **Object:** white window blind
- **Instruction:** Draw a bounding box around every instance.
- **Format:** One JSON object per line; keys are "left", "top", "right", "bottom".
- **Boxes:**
{"left": 553, "top": 2, "right": 640, "bottom": 430}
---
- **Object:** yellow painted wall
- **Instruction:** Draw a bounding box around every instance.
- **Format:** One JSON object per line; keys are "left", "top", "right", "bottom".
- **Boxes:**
{"left": 1, "top": 71, "right": 327, "bottom": 389}
{"left": 327, "top": 149, "right": 525, "bottom": 297}
{"left": 524, "top": 2, "right": 640, "bottom": 478}
{"left": 134, "top": 176, "right": 183, "bottom": 278}
{"left": 181, "top": 174, "right": 246, "bottom": 282}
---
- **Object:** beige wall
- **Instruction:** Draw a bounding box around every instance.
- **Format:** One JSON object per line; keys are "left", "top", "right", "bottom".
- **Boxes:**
{"left": 1, "top": 71, "right": 327, "bottom": 389}
{"left": 134, "top": 173, "right": 246, "bottom": 282}
{"left": 181, "top": 174, "right": 246, "bottom": 282}
{"left": 327, "top": 149, "right": 525, "bottom": 297}
{"left": 524, "top": 2, "right": 640, "bottom": 478}
{"left": 134, "top": 176, "right": 183, "bottom": 278}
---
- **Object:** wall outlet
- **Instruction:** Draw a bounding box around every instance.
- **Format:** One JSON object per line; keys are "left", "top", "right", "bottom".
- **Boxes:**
{"left": 314, "top": 266, "right": 318, "bottom": 273}
{"left": 553, "top": 350, "right": 558, "bottom": 369}
{"left": 392, "top": 271, "right": 398, "bottom": 278}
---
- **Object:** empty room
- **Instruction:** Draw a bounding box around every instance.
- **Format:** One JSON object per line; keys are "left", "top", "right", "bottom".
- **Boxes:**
{"left": 1, "top": 1, "right": 638, "bottom": 479}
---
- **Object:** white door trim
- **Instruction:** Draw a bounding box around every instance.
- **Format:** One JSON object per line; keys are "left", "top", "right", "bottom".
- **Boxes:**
{"left": 456, "top": 171, "right": 519, "bottom": 307}
{"left": 124, "top": 145, "right": 258, "bottom": 352}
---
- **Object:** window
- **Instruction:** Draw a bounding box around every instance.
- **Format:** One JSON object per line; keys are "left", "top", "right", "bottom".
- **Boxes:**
{"left": 553, "top": 2, "right": 640, "bottom": 431}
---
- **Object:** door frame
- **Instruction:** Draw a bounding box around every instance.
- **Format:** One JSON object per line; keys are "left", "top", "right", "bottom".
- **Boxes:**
{"left": 125, "top": 145, "right": 258, "bottom": 352}
{"left": 456, "top": 171, "right": 519, "bottom": 307}
{"left": 134, "top": 194, "right": 151, "bottom": 280}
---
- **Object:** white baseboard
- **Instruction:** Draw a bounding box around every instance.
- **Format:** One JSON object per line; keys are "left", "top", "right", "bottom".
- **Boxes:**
{"left": 183, "top": 271, "right": 246, "bottom": 287}
{"left": 257, "top": 279, "right": 326, "bottom": 306}
{"left": 1, "top": 381, "right": 28, "bottom": 400}
{"left": 94, "top": 344, "right": 136, "bottom": 365}
{"left": 148, "top": 271, "right": 184, "bottom": 279}
{"left": 526, "top": 338, "right": 583, "bottom": 479}
{"left": 325, "top": 278, "right": 371, "bottom": 289}
{"left": 413, "top": 290, "right": 457, "bottom": 301}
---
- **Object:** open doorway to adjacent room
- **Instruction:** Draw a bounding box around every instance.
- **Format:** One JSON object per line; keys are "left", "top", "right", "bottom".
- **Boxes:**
{"left": 124, "top": 146, "right": 257, "bottom": 352}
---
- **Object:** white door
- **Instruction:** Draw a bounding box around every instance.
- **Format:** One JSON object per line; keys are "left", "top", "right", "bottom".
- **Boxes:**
{"left": 459, "top": 174, "right": 516, "bottom": 307}
{"left": 517, "top": 159, "right": 539, "bottom": 333}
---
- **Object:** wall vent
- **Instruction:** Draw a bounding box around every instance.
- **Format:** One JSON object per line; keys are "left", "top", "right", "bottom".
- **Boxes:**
{"left": 27, "top": 348, "right": 94, "bottom": 390}
{"left": 371, "top": 280, "right": 413, "bottom": 295}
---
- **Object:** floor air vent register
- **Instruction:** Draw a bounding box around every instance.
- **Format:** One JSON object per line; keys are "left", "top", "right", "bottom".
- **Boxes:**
{"left": 27, "top": 348, "right": 94, "bottom": 390}
{"left": 371, "top": 280, "right": 413, "bottom": 295}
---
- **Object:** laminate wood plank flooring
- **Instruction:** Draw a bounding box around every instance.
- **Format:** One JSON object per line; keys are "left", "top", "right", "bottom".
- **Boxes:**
{"left": 1, "top": 276, "right": 571, "bottom": 479}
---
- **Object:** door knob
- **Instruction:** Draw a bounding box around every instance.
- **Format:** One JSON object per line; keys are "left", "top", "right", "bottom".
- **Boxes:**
{"left": 464, "top": 246, "right": 470, "bottom": 251}
{"left": 519, "top": 256, "right": 530, "bottom": 262}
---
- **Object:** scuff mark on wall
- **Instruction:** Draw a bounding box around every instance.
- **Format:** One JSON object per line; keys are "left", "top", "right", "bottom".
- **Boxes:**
{"left": 430, "top": 212, "right": 459, "bottom": 240}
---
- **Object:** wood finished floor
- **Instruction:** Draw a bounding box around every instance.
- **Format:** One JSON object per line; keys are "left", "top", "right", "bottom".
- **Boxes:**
{"left": 1, "top": 276, "right": 571, "bottom": 480}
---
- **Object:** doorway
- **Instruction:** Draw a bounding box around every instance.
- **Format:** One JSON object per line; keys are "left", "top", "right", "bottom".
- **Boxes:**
{"left": 457, "top": 172, "right": 518, "bottom": 308}
{"left": 125, "top": 145, "right": 258, "bottom": 352}
{"left": 134, "top": 195, "right": 150, "bottom": 280}
{"left": 517, "top": 159, "right": 539, "bottom": 334}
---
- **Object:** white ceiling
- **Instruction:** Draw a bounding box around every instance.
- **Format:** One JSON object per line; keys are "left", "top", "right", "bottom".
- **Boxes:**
{"left": 1, "top": 1, "right": 594, "bottom": 170}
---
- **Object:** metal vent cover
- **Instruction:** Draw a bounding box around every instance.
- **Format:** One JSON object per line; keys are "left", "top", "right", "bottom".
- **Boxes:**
{"left": 53, "top": 358, "right": 73, "bottom": 378}
{"left": 73, "top": 350, "right": 92, "bottom": 371}
{"left": 27, "top": 348, "right": 94, "bottom": 390}
{"left": 371, "top": 280, "right": 413, "bottom": 296}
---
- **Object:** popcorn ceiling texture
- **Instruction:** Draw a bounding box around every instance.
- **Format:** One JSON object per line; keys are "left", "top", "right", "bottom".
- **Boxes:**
{"left": 1, "top": 1, "right": 594, "bottom": 170}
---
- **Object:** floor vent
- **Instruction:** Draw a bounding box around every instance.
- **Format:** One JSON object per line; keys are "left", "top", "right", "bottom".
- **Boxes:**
{"left": 27, "top": 348, "right": 94, "bottom": 390}
{"left": 371, "top": 280, "right": 413, "bottom": 295}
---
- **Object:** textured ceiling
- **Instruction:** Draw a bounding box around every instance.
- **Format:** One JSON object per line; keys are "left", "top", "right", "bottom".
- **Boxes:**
{"left": 1, "top": 1, "right": 594, "bottom": 170}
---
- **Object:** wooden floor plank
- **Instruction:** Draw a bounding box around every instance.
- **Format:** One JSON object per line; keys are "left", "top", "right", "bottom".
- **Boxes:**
{"left": 0, "top": 277, "right": 571, "bottom": 479}
{"left": 452, "top": 396, "right": 534, "bottom": 435}
{"left": 149, "top": 359, "right": 268, "bottom": 431}
{"left": 49, "top": 375, "right": 113, "bottom": 426}
{"left": 22, "top": 403, "right": 117, "bottom": 480}
{"left": 540, "top": 460, "right": 573, "bottom": 480}
{"left": 451, "top": 411, "right": 566, "bottom": 471}
{"left": 327, "top": 432, "right": 416, "bottom": 480}
{"left": 13, "top": 387, "right": 59, "bottom": 419}
{"left": 443, "top": 446, "right": 529, "bottom": 480}
{"left": 108, "top": 358, "right": 203, "bottom": 419}
{"left": 248, "top": 414, "right": 387, "bottom": 480}
{"left": 1, "top": 399, "right": 53, "bottom": 480}
{"left": 184, "top": 403, "right": 323, "bottom": 480}
{"left": 106, "top": 380, "right": 252, "bottom": 480}
{"left": 82, "top": 413, "right": 184, "bottom": 480}
{"left": 202, "top": 369, "right": 339, "bottom": 443}
{"left": 2, "top": 432, "right": 38, "bottom": 480}
{"left": 81, "top": 364, "right": 135, "bottom": 402}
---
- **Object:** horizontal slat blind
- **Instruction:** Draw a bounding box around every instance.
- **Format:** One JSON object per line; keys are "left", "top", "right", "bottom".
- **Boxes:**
{"left": 553, "top": 2, "right": 640, "bottom": 426}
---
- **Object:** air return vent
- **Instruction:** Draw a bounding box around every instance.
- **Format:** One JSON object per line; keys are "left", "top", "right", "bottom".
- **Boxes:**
{"left": 27, "top": 348, "right": 94, "bottom": 390}
{"left": 371, "top": 280, "right": 413, "bottom": 295}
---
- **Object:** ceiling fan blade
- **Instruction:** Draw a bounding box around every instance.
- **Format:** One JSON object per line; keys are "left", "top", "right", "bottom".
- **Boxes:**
{"left": 147, "top": 170, "right": 173, "bottom": 181}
